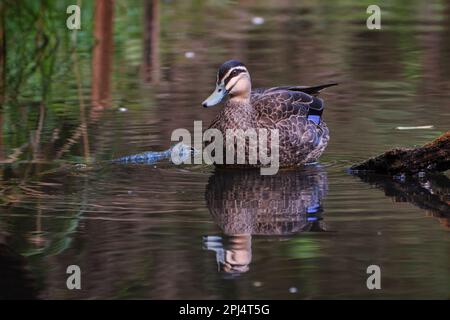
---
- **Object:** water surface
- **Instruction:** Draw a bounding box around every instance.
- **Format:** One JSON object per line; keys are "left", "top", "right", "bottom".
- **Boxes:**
{"left": 0, "top": 0, "right": 449, "bottom": 299}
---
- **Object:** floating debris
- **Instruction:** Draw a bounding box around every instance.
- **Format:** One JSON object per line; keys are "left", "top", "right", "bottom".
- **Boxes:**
{"left": 184, "top": 51, "right": 195, "bottom": 59}
{"left": 396, "top": 125, "right": 434, "bottom": 130}
{"left": 253, "top": 281, "right": 263, "bottom": 287}
{"left": 118, "top": 107, "right": 128, "bottom": 112}
{"left": 251, "top": 16, "right": 265, "bottom": 25}
{"left": 289, "top": 287, "right": 298, "bottom": 294}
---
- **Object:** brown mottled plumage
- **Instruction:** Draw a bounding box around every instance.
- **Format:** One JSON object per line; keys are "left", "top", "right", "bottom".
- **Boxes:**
{"left": 202, "top": 60, "right": 336, "bottom": 168}
{"left": 206, "top": 166, "right": 328, "bottom": 235}
{"left": 203, "top": 166, "right": 328, "bottom": 273}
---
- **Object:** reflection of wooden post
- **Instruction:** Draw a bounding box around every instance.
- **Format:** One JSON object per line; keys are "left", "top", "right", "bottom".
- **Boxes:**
{"left": 420, "top": 1, "right": 441, "bottom": 94}
{"left": 0, "top": 114, "right": 3, "bottom": 161}
{"left": 0, "top": 0, "right": 5, "bottom": 106}
{"left": 92, "top": 0, "right": 114, "bottom": 109}
{"left": 142, "top": 0, "right": 160, "bottom": 83}
{"left": 0, "top": 1, "right": 5, "bottom": 160}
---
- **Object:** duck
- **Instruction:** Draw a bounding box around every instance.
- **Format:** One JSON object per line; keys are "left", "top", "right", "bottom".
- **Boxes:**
{"left": 202, "top": 60, "right": 336, "bottom": 168}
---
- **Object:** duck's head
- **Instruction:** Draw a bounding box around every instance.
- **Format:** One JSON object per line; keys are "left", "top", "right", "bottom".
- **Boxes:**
{"left": 202, "top": 60, "right": 251, "bottom": 108}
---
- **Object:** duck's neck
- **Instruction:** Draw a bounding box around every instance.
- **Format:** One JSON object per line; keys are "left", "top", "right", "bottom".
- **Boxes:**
{"left": 223, "top": 98, "right": 256, "bottom": 129}
{"left": 229, "top": 90, "right": 251, "bottom": 104}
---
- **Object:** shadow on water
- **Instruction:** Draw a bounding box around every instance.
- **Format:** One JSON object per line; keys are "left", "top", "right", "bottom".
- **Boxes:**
{"left": 352, "top": 172, "right": 450, "bottom": 228}
{"left": 0, "top": 243, "right": 38, "bottom": 299}
{"left": 204, "top": 165, "right": 328, "bottom": 275}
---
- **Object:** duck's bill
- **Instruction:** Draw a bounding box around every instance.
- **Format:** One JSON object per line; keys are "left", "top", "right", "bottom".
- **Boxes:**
{"left": 202, "top": 84, "right": 227, "bottom": 108}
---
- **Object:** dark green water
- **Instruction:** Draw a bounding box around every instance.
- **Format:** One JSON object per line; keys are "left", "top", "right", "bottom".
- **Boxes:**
{"left": 0, "top": 0, "right": 449, "bottom": 299}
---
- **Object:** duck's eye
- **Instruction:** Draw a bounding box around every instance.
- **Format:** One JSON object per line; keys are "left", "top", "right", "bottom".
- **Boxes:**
{"left": 231, "top": 70, "right": 238, "bottom": 77}
{"left": 218, "top": 88, "right": 222, "bottom": 92}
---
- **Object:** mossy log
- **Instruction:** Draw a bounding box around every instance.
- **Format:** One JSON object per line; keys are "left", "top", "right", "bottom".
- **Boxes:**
{"left": 351, "top": 131, "right": 450, "bottom": 175}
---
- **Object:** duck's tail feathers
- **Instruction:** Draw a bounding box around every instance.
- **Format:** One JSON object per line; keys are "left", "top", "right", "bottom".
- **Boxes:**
{"left": 289, "top": 83, "right": 338, "bottom": 96}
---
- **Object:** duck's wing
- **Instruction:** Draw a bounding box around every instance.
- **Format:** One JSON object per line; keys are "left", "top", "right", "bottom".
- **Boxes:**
{"left": 284, "top": 83, "right": 338, "bottom": 96}
{"left": 251, "top": 88, "right": 330, "bottom": 163}
{"left": 252, "top": 83, "right": 337, "bottom": 98}
{"left": 251, "top": 89, "right": 324, "bottom": 124}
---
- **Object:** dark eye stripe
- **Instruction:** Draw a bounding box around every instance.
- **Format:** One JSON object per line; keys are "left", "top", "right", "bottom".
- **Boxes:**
{"left": 222, "top": 69, "right": 246, "bottom": 86}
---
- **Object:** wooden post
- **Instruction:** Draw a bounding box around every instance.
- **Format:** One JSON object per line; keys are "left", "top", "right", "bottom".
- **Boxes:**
{"left": 91, "top": 0, "right": 114, "bottom": 109}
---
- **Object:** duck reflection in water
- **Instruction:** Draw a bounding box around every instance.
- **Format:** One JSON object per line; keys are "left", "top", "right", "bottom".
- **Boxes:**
{"left": 203, "top": 165, "right": 328, "bottom": 275}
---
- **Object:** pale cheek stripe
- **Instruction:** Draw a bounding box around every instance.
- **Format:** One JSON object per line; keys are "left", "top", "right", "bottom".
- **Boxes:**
{"left": 218, "top": 67, "right": 248, "bottom": 85}
{"left": 225, "top": 77, "right": 239, "bottom": 91}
